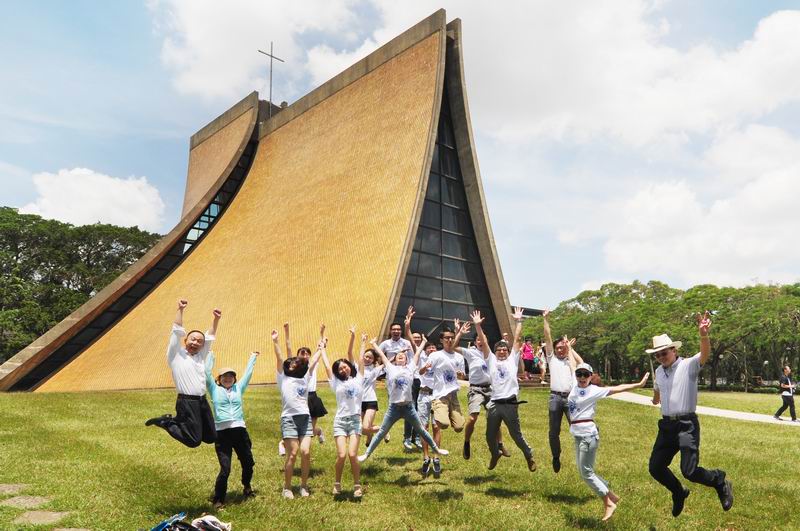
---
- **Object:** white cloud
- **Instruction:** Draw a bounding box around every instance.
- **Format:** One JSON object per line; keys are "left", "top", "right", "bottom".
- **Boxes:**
{"left": 19, "top": 168, "right": 165, "bottom": 232}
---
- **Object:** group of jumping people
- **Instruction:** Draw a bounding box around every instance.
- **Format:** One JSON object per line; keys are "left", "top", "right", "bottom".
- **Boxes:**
{"left": 145, "top": 300, "right": 733, "bottom": 521}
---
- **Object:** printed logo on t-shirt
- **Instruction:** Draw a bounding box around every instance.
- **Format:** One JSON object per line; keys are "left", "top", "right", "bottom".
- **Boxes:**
{"left": 443, "top": 370, "right": 456, "bottom": 384}
{"left": 579, "top": 389, "right": 586, "bottom": 397}
{"left": 497, "top": 366, "right": 508, "bottom": 381}
{"left": 481, "top": 363, "right": 488, "bottom": 372}
{"left": 568, "top": 400, "right": 577, "bottom": 415}
{"left": 345, "top": 385, "right": 358, "bottom": 399}
{"left": 296, "top": 386, "right": 307, "bottom": 398}
{"left": 394, "top": 377, "right": 409, "bottom": 390}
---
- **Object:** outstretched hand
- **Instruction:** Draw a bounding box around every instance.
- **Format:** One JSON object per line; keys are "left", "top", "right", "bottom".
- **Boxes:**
{"left": 543, "top": 309, "right": 550, "bottom": 319}
{"left": 512, "top": 306, "right": 524, "bottom": 321}
{"left": 252, "top": 351, "right": 260, "bottom": 357}
{"left": 698, "top": 311, "right": 712, "bottom": 336}
{"left": 349, "top": 324, "right": 357, "bottom": 335}
{"left": 470, "top": 310, "right": 484, "bottom": 326}
{"left": 271, "top": 330, "right": 279, "bottom": 342}
{"left": 639, "top": 372, "right": 650, "bottom": 387}
{"left": 459, "top": 321, "right": 472, "bottom": 335}
{"left": 360, "top": 332, "right": 368, "bottom": 343}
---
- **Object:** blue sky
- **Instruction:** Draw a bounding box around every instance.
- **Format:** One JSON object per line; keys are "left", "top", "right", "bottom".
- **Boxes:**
{"left": 2, "top": 1, "right": 800, "bottom": 309}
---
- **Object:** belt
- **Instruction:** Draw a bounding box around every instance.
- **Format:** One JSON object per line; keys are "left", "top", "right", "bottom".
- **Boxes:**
{"left": 470, "top": 383, "right": 491, "bottom": 389}
{"left": 492, "top": 395, "right": 527, "bottom": 405}
{"left": 662, "top": 413, "right": 697, "bottom": 421}
{"left": 550, "top": 391, "right": 569, "bottom": 397}
{"left": 419, "top": 387, "right": 432, "bottom": 395}
{"left": 177, "top": 394, "right": 204, "bottom": 401}
{"left": 570, "top": 419, "right": 595, "bottom": 425}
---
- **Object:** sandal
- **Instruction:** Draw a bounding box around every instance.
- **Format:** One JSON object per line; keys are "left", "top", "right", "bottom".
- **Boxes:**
{"left": 353, "top": 484, "right": 363, "bottom": 498}
{"left": 332, "top": 482, "right": 342, "bottom": 495}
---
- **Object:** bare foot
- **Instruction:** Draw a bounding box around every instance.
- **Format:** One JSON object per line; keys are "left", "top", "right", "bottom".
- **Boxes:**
{"left": 608, "top": 491, "right": 620, "bottom": 504}
{"left": 602, "top": 499, "right": 617, "bottom": 522}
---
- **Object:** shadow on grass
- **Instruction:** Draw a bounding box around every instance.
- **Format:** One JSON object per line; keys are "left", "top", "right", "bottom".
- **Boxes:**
{"left": 431, "top": 489, "right": 463, "bottom": 502}
{"left": 384, "top": 456, "right": 416, "bottom": 465}
{"left": 359, "top": 464, "right": 385, "bottom": 477}
{"left": 333, "top": 491, "right": 364, "bottom": 503}
{"left": 563, "top": 514, "right": 605, "bottom": 529}
{"left": 391, "top": 474, "right": 423, "bottom": 487}
{"left": 291, "top": 467, "right": 324, "bottom": 478}
{"left": 463, "top": 474, "right": 498, "bottom": 485}
{"left": 547, "top": 493, "right": 593, "bottom": 504}
{"left": 485, "top": 487, "right": 526, "bottom": 498}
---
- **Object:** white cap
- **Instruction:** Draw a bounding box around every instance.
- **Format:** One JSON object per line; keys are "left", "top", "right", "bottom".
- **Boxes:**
{"left": 576, "top": 362, "right": 593, "bottom": 374}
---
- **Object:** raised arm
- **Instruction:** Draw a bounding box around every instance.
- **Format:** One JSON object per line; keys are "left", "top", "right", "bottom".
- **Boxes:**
{"left": 283, "top": 322, "right": 292, "bottom": 358}
{"left": 239, "top": 352, "right": 258, "bottom": 394}
{"left": 357, "top": 333, "right": 367, "bottom": 373}
{"left": 510, "top": 306, "right": 524, "bottom": 348}
{"left": 175, "top": 299, "right": 187, "bottom": 327}
{"left": 404, "top": 306, "right": 415, "bottom": 342}
{"left": 209, "top": 308, "right": 222, "bottom": 337}
{"left": 568, "top": 338, "right": 584, "bottom": 365}
{"left": 320, "top": 347, "right": 333, "bottom": 381}
{"left": 698, "top": 311, "right": 712, "bottom": 366}
{"left": 346, "top": 325, "right": 356, "bottom": 363}
{"left": 543, "top": 309, "right": 554, "bottom": 356}
{"left": 607, "top": 372, "right": 650, "bottom": 395}
{"left": 205, "top": 351, "right": 216, "bottom": 391}
{"left": 307, "top": 339, "right": 324, "bottom": 376}
{"left": 567, "top": 341, "right": 577, "bottom": 372}
{"left": 412, "top": 335, "right": 427, "bottom": 367}
{"left": 369, "top": 338, "right": 392, "bottom": 367}
{"left": 272, "top": 330, "right": 284, "bottom": 375}
{"left": 453, "top": 320, "right": 471, "bottom": 349}
{"left": 471, "top": 310, "right": 491, "bottom": 358}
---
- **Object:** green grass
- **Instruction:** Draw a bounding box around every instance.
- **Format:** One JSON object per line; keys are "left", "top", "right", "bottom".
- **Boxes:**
{"left": 633, "top": 389, "right": 789, "bottom": 415}
{"left": 1, "top": 386, "right": 798, "bottom": 530}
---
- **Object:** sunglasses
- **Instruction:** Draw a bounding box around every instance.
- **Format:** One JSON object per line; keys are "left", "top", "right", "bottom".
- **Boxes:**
{"left": 576, "top": 371, "right": 591, "bottom": 378}
{"left": 654, "top": 349, "right": 671, "bottom": 358}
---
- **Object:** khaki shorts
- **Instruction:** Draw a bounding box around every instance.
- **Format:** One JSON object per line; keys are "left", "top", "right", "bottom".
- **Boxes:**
{"left": 467, "top": 385, "right": 492, "bottom": 415}
{"left": 432, "top": 391, "right": 465, "bottom": 432}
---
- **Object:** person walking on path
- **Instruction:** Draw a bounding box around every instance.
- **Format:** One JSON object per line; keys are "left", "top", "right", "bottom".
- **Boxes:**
{"left": 542, "top": 309, "right": 583, "bottom": 472}
{"left": 647, "top": 311, "right": 734, "bottom": 517}
{"left": 774, "top": 366, "right": 797, "bottom": 421}
{"left": 146, "top": 299, "right": 221, "bottom": 448}
{"left": 565, "top": 352, "right": 650, "bottom": 521}
{"left": 205, "top": 351, "right": 258, "bottom": 509}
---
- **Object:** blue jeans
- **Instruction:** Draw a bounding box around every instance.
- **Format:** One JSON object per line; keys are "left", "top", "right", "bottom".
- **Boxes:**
{"left": 574, "top": 434, "right": 609, "bottom": 497}
{"left": 364, "top": 402, "right": 438, "bottom": 458}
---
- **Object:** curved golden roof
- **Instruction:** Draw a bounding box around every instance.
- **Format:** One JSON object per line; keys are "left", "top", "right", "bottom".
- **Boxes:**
{"left": 37, "top": 31, "right": 444, "bottom": 391}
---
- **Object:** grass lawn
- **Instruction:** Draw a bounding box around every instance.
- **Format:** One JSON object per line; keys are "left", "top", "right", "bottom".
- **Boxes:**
{"left": 632, "top": 388, "right": 791, "bottom": 416}
{"left": 1, "top": 386, "right": 798, "bottom": 530}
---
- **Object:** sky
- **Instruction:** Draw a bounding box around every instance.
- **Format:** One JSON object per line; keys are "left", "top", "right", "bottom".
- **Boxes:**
{"left": 2, "top": 0, "right": 800, "bottom": 309}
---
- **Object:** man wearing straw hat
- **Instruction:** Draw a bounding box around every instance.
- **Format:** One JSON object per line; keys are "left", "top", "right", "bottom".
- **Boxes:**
{"left": 647, "top": 311, "right": 733, "bottom": 517}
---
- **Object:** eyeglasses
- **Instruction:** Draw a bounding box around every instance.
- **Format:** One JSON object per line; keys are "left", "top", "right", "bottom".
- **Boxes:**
{"left": 441, "top": 336, "right": 455, "bottom": 341}
{"left": 654, "top": 349, "right": 671, "bottom": 358}
{"left": 575, "top": 371, "right": 591, "bottom": 378}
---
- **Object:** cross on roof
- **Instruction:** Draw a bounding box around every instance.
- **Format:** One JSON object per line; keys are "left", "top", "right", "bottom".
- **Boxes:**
{"left": 257, "top": 42, "right": 284, "bottom": 118}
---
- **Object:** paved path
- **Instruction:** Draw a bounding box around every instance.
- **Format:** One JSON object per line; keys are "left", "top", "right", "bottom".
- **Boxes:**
{"left": 610, "top": 391, "right": 800, "bottom": 426}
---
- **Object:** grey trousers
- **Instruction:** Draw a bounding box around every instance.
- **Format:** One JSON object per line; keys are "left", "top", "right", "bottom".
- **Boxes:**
{"left": 574, "top": 434, "right": 609, "bottom": 497}
{"left": 548, "top": 393, "right": 570, "bottom": 460}
{"left": 485, "top": 401, "right": 533, "bottom": 460}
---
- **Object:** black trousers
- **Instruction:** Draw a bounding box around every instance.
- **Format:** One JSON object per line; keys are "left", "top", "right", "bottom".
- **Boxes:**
{"left": 214, "top": 427, "right": 255, "bottom": 503}
{"left": 648, "top": 416, "right": 724, "bottom": 496}
{"left": 775, "top": 395, "right": 796, "bottom": 420}
{"left": 548, "top": 393, "right": 570, "bottom": 460}
{"left": 404, "top": 378, "right": 422, "bottom": 441}
{"left": 162, "top": 394, "right": 216, "bottom": 448}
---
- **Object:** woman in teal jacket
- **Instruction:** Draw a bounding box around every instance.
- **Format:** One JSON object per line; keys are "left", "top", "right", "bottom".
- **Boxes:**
{"left": 206, "top": 350, "right": 258, "bottom": 509}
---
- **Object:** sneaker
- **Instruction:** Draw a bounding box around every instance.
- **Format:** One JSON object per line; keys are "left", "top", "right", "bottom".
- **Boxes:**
{"left": 403, "top": 438, "right": 414, "bottom": 451}
{"left": 282, "top": 488, "right": 294, "bottom": 499}
{"left": 526, "top": 455, "right": 537, "bottom": 472}
{"left": 421, "top": 458, "right": 432, "bottom": 477}
{"left": 672, "top": 488, "right": 690, "bottom": 517}
{"left": 499, "top": 442, "right": 511, "bottom": 458}
{"left": 278, "top": 440, "right": 286, "bottom": 456}
{"left": 318, "top": 430, "right": 325, "bottom": 444}
{"left": 299, "top": 486, "right": 310, "bottom": 497}
{"left": 552, "top": 457, "right": 561, "bottom": 473}
{"left": 488, "top": 452, "right": 501, "bottom": 470}
{"left": 792, "top": 419, "right": 800, "bottom": 423}
{"left": 212, "top": 500, "right": 224, "bottom": 510}
{"left": 353, "top": 484, "right": 363, "bottom": 498}
{"left": 432, "top": 458, "right": 442, "bottom": 478}
{"left": 716, "top": 473, "right": 733, "bottom": 511}
{"left": 413, "top": 437, "right": 423, "bottom": 449}
{"left": 332, "top": 482, "right": 341, "bottom": 495}
{"left": 774, "top": 415, "right": 782, "bottom": 421}
{"left": 357, "top": 454, "right": 368, "bottom": 463}
{"left": 384, "top": 433, "right": 391, "bottom": 444}
{"left": 463, "top": 440, "right": 471, "bottom": 460}
{"left": 243, "top": 487, "right": 255, "bottom": 498}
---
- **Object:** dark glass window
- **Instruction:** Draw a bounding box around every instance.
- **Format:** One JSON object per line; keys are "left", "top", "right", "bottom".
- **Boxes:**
{"left": 394, "top": 88, "right": 500, "bottom": 344}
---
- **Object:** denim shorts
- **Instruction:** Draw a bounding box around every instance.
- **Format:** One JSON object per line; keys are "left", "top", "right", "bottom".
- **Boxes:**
{"left": 333, "top": 413, "right": 362, "bottom": 437}
{"left": 281, "top": 414, "right": 311, "bottom": 439}
{"left": 417, "top": 391, "right": 433, "bottom": 427}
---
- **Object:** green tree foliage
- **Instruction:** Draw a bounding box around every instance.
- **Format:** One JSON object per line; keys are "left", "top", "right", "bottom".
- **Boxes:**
{"left": 523, "top": 281, "right": 800, "bottom": 389}
{"left": 0, "top": 207, "right": 160, "bottom": 363}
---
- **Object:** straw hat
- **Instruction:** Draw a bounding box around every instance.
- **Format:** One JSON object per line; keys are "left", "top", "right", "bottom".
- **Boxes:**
{"left": 216, "top": 367, "right": 237, "bottom": 384}
{"left": 645, "top": 334, "right": 682, "bottom": 354}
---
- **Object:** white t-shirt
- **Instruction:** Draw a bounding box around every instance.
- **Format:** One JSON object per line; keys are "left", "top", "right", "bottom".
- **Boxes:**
{"left": 567, "top": 383, "right": 611, "bottom": 437}
{"left": 277, "top": 370, "right": 312, "bottom": 418}
{"left": 418, "top": 350, "right": 435, "bottom": 389}
{"left": 462, "top": 347, "right": 491, "bottom": 385}
{"left": 329, "top": 369, "right": 380, "bottom": 417}
{"left": 488, "top": 348, "right": 520, "bottom": 400}
{"left": 361, "top": 364, "right": 383, "bottom": 402}
{"left": 547, "top": 353, "right": 573, "bottom": 393}
{"left": 167, "top": 324, "right": 215, "bottom": 396}
{"left": 384, "top": 360, "right": 417, "bottom": 404}
{"left": 307, "top": 363, "right": 319, "bottom": 393}
{"left": 429, "top": 350, "right": 465, "bottom": 399}
{"left": 656, "top": 353, "right": 701, "bottom": 416}
{"left": 379, "top": 337, "right": 413, "bottom": 361}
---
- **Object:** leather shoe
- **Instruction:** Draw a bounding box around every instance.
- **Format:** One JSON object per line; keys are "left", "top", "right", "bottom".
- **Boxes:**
{"left": 672, "top": 487, "right": 690, "bottom": 517}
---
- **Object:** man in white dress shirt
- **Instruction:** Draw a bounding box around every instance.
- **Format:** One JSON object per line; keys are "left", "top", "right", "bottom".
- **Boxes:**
{"left": 647, "top": 312, "right": 733, "bottom": 517}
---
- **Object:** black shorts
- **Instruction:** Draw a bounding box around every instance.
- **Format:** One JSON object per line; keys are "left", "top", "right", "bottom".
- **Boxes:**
{"left": 307, "top": 391, "right": 328, "bottom": 418}
{"left": 361, "top": 400, "right": 379, "bottom": 413}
